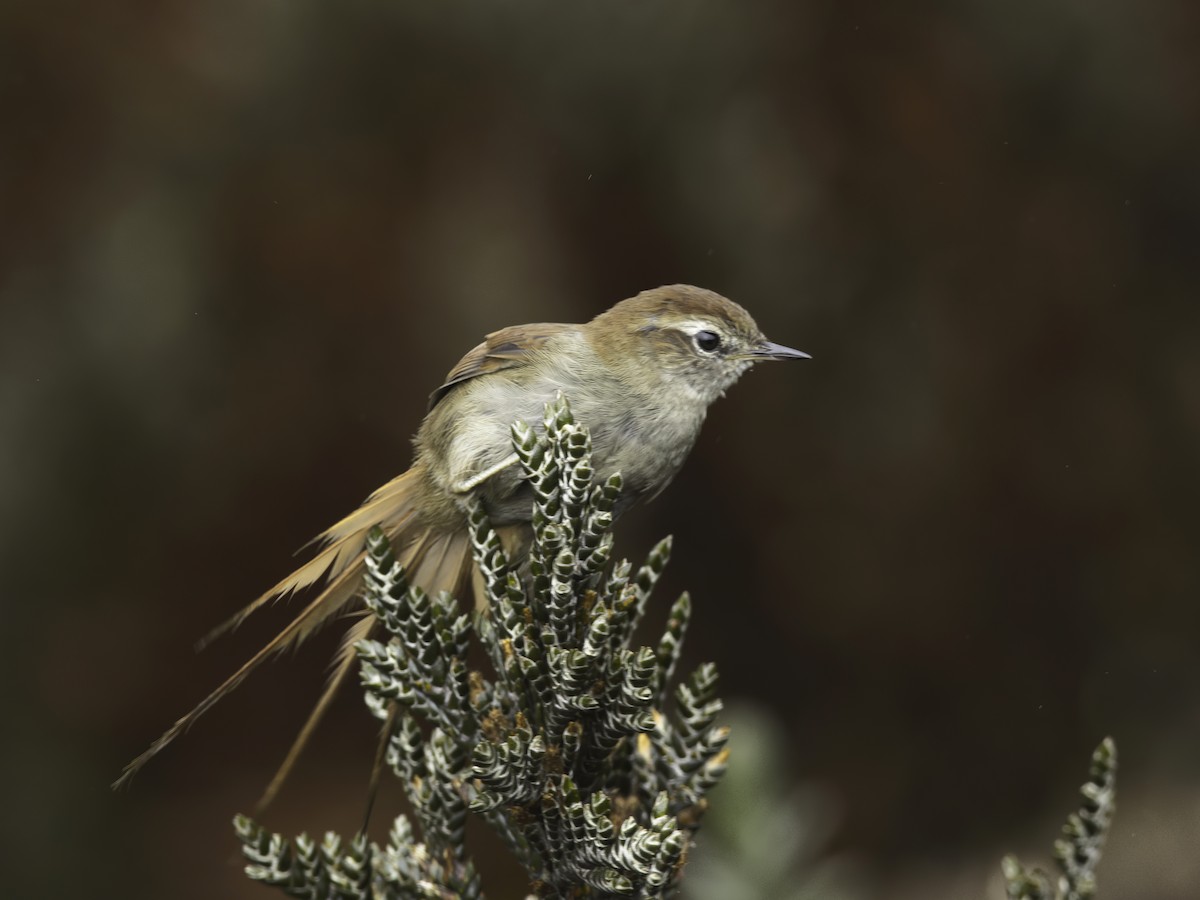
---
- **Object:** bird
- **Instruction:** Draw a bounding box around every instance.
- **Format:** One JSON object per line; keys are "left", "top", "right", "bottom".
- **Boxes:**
{"left": 114, "top": 283, "right": 809, "bottom": 806}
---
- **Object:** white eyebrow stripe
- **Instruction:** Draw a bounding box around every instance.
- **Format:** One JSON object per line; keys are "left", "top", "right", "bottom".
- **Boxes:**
{"left": 670, "top": 319, "right": 724, "bottom": 336}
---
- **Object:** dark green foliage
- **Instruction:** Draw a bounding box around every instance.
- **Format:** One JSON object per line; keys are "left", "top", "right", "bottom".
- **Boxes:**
{"left": 234, "top": 820, "right": 373, "bottom": 900}
{"left": 235, "top": 396, "right": 727, "bottom": 898}
{"left": 1002, "top": 738, "right": 1117, "bottom": 900}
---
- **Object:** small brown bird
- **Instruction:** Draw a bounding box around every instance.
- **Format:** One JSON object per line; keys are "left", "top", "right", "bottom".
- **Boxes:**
{"left": 115, "top": 284, "right": 808, "bottom": 804}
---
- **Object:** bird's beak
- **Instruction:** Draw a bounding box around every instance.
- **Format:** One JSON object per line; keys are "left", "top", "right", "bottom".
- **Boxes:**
{"left": 754, "top": 340, "right": 811, "bottom": 361}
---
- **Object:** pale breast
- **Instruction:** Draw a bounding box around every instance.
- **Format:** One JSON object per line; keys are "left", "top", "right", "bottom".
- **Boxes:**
{"left": 417, "top": 330, "right": 709, "bottom": 524}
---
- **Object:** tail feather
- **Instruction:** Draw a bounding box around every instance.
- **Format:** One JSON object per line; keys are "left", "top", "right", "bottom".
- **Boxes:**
{"left": 114, "top": 467, "right": 448, "bottom": 792}
{"left": 112, "top": 578, "right": 371, "bottom": 791}
{"left": 410, "top": 529, "right": 473, "bottom": 601}
{"left": 362, "top": 700, "right": 400, "bottom": 836}
{"left": 253, "top": 613, "right": 377, "bottom": 814}
{"left": 319, "top": 471, "right": 421, "bottom": 544}
{"left": 196, "top": 471, "right": 424, "bottom": 651}
{"left": 246, "top": 530, "right": 474, "bottom": 809}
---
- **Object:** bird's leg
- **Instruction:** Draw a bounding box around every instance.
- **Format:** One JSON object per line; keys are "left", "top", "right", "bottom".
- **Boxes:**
{"left": 450, "top": 453, "right": 520, "bottom": 494}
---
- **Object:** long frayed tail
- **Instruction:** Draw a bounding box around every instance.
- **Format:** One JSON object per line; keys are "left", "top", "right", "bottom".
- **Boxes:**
{"left": 253, "top": 526, "right": 473, "bottom": 812}
{"left": 112, "top": 467, "right": 473, "bottom": 799}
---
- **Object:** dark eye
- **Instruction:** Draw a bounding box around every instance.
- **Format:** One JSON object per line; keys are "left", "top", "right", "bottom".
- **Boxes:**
{"left": 694, "top": 330, "right": 722, "bottom": 353}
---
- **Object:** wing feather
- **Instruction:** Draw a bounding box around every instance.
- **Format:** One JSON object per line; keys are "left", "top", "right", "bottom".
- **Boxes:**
{"left": 427, "top": 323, "right": 570, "bottom": 410}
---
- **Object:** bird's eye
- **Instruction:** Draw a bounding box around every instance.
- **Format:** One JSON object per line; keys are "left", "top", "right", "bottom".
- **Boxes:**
{"left": 694, "top": 330, "right": 722, "bottom": 353}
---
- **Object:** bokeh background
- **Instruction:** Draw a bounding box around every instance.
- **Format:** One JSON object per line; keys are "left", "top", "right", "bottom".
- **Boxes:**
{"left": 3, "top": 0, "right": 1199, "bottom": 896}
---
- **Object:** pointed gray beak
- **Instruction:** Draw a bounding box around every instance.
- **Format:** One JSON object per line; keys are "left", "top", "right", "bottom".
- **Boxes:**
{"left": 755, "top": 340, "right": 811, "bottom": 361}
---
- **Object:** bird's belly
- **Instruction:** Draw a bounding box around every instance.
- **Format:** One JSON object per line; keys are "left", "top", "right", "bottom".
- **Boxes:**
{"left": 586, "top": 405, "right": 703, "bottom": 510}
{"left": 427, "top": 377, "right": 704, "bottom": 525}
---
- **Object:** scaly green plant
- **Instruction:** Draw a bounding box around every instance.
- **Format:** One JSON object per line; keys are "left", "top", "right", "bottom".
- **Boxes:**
{"left": 235, "top": 395, "right": 728, "bottom": 899}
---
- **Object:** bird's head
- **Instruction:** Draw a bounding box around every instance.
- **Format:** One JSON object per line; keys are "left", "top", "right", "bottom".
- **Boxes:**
{"left": 588, "top": 284, "right": 809, "bottom": 405}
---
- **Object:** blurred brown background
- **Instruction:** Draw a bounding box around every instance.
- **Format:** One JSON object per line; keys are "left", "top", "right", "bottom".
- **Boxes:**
{"left": 3, "top": 0, "right": 1199, "bottom": 897}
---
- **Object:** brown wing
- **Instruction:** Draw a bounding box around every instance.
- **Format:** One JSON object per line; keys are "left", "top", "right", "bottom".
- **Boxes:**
{"left": 428, "top": 322, "right": 571, "bottom": 410}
